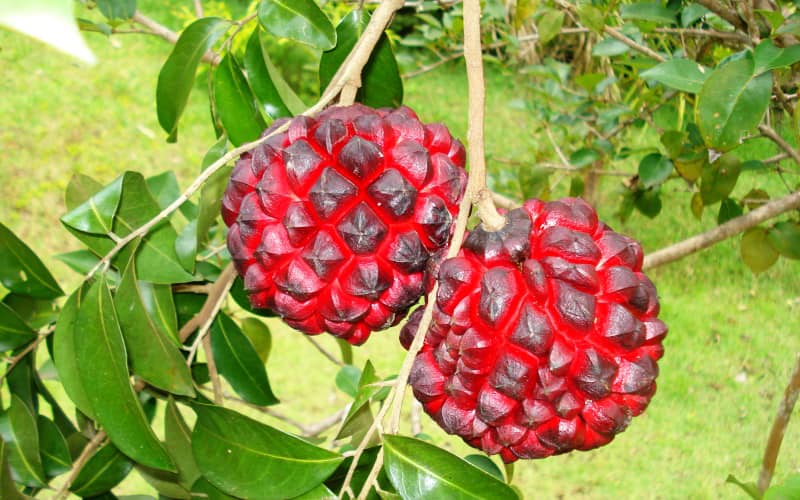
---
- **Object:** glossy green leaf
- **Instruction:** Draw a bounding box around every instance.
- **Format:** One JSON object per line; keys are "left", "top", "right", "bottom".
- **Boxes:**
{"left": 576, "top": 4, "right": 604, "bottom": 33}
{"left": 192, "top": 477, "right": 237, "bottom": 499}
{"left": 0, "top": 395, "right": 47, "bottom": 487}
{"left": 335, "top": 365, "right": 361, "bottom": 398}
{"left": 74, "top": 276, "right": 175, "bottom": 471}
{"left": 96, "top": 0, "right": 136, "bottom": 21}
{"left": 463, "top": 455, "right": 504, "bottom": 481}
{"left": 0, "top": 223, "right": 63, "bottom": 299}
{"left": 214, "top": 53, "right": 267, "bottom": 146}
{"left": 700, "top": 152, "right": 741, "bottom": 205}
{"left": 53, "top": 287, "right": 95, "bottom": 419}
{"left": 640, "top": 58, "right": 709, "bottom": 93}
{"left": 257, "top": 0, "right": 336, "bottom": 50}
{"left": 753, "top": 39, "right": 800, "bottom": 74}
{"left": 336, "top": 361, "right": 382, "bottom": 441}
{"left": 0, "top": 441, "right": 26, "bottom": 500}
{"left": 0, "top": 302, "right": 36, "bottom": 351}
{"left": 634, "top": 189, "right": 662, "bottom": 218}
{"left": 319, "top": 9, "right": 403, "bottom": 108}
{"left": 383, "top": 435, "right": 518, "bottom": 500}
{"left": 244, "top": 31, "right": 294, "bottom": 120}
{"left": 767, "top": 221, "right": 800, "bottom": 259}
{"left": 0, "top": 0, "right": 96, "bottom": 64}
{"left": 54, "top": 250, "right": 102, "bottom": 276}
{"left": 210, "top": 313, "right": 278, "bottom": 406}
{"left": 196, "top": 135, "right": 230, "bottom": 247}
{"left": 324, "top": 446, "right": 383, "bottom": 497}
{"left": 61, "top": 175, "right": 123, "bottom": 234}
{"left": 717, "top": 198, "right": 743, "bottom": 225}
{"left": 192, "top": 403, "right": 343, "bottom": 499}
{"left": 2, "top": 293, "right": 57, "bottom": 330}
{"left": 741, "top": 227, "right": 779, "bottom": 273}
{"left": 165, "top": 399, "right": 201, "bottom": 490}
{"left": 569, "top": 148, "right": 599, "bottom": 168}
{"left": 291, "top": 484, "right": 337, "bottom": 499}
{"left": 115, "top": 253, "right": 194, "bottom": 396}
{"left": 137, "top": 464, "right": 192, "bottom": 499}
{"left": 71, "top": 442, "right": 134, "bottom": 497}
{"left": 537, "top": 9, "right": 564, "bottom": 45}
{"left": 764, "top": 474, "right": 800, "bottom": 500}
{"left": 592, "top": 37, "right": 630, "bottom": 57}
{"left": 240, "top": 317, "right": 272, "bottom": 363}
{"left": 620, "top": 2, "right": 677, "bottom": 24}
{"left": 175, "top": 219, "right": 198, "bottom": 276}
{"left": 65, "top": 173, "right": 103, "bottom": 210}
{"left": 37, "top": 416, "right": 71, "bottom": 477}
{"left": 681, "top": 4, "right": 710, "bottom": 27}
{"left": 638, "top": 153, "right": 673, "bottom": 187}
{"left": 146, "top": 171, "right": 182, "bottom": 212}
{"left": 157, "top": 17, "right": 231, "bottom": 141}
{"left": 696, "top": 55, "right": 772, "bottom": 151}
{"left": 230, "top": 276, "right": 277, "bottom": 317}
{"left": 67, "top": 172, "right": 195, "bottom": 283}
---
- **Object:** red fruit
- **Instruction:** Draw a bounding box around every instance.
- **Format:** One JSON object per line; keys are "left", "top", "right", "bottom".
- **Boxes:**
{"left": 222, "top": 104, "right": 467, "bottom": 345}
{"left": 402, "top": 198, "right": 666, "bottom": 462}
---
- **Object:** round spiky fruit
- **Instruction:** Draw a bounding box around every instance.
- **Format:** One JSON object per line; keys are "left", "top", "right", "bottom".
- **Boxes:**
{"left": 401, "top": 198, "right": 667, "bottom": 463}
{"left": 222, "top": 104, "right": 467, "bottom": 345}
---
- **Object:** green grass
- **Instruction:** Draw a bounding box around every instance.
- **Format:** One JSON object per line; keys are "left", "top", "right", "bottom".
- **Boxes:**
{"left": 1, "top": 7, "right": 800, "bottom": 499}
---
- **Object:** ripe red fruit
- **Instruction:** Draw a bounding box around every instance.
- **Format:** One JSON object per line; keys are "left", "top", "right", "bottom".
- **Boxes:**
{"left": 401, "top": 198, "right": 667, "bottom": 463}
{"left": 222, "top": 104, "right": 467, "bottom": 345}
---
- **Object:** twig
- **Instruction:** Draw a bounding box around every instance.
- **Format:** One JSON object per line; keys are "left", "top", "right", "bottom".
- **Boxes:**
{"left": 544, "top": 126, "right": 572, "bottom": 168}
{"left": 492, "top": 191, "right": 520, "bottom": 210}
{"left": 411, "top": 399, "right": 422, "bottom": 436}
{"left": 0, "top": 329, "right": 53, "bottom": 385}
{"left": 305, "top": 336, "right": 345, "bottom": 367}
{"left": 742, "top": 0, "right": 760, "bottom": 44}
{"left": 131, "top": 12, "right": 220, "bottom": 65}
{"left": 652, "top": 27, "right": 749, "bottom": 43}
{"left": 695, "top": 0, "right": 747, "bottom": 32}
{"left": 602, "top": 25, "right": 666, "bottom": 62}
{"left": 193, "top": 0, "right": 204, "bottom": 18}
{"left": 172, "top": 283, "right": 213, "bottom": 294}
{"left": 759, "top": 124, "right": 800, "bottom": 166}
{"left": 643, "top": 190, "right": 800, "bottom": 269}
{"left": 53, "top": 431, "right": 107, "bottom": 499}
{"left": 758, "top": 354, "right": 800, "bottom": 493}
{"left": 179, "top": 264, "right": 236, "bottom": 343}
{"left": 202, "top": 335, "right": 223, "bottom": 405}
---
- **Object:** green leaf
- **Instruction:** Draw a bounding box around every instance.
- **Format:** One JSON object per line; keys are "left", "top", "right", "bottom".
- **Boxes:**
{"left": 767, "top": 221, "right": 800, "bottom": 259}
{"left": 592, "top": 37, "right": 630, "bottom": 57}
{"left": 383, "top": 435, "right": 518, "bottom": 500}
{"left": 157, "top": 17, "right": 231, "bottom": 141}
{"left": 638, "top": 153, "right": 673, "bottom": 187}
{"left": 2, "top": 294, "right": 57, "bottom": 330}
{"left": 576, "top": 4, "right": 604, "bottom": 33}
{"left": 753, "top": 39, "right": 800, "bottom": 74}
{"left": 115, "top": 252, "right": 194, "bottom": 396}
{"left": 61, "top": 175, "right": 123, "bottom": 234}
{"left": 0, "top": 395, "right": 47, "bottom": 487}
{"left": 165, "top": 399, "right": 201, "bottom": 490}
{"left": 65, "top": 173, "right": 103, "bottom": 211}
{"left": 741, "top": 227, "right": 779, "bottom": 273}
{"left": 337, "top": 361, "right": 382, "bottom": 441}
{"left": 700, "top": 152, "right": 742, "bottom": 205}
{"left": 765, "top": 474, "right": 800, "bottom": 500}
{"left": 621, "top": 2, "right": 677, "bottom": 24}
{"left": 0, "top": 223, "right": 63, "bottom": 299}
{"left": 71, "top": 442, "right": 134, "bottom": 497}
{"left": 196, "top": 136, "right": 231, "bottom": 247}
{"left": 634, "top": 189, "right": 662, "bottom": 218}
{"left": 0, "top": 441, "right": 26, "bottom": 500}
{"left": 681, "top": 4, "right": 710, "bottom": 27}
{"left": 96, "top": 0, "right": 136, "bottom": 21}
{"left": 291, "top": 484, "right": 337, "bottom": 499}
{"left": 137, "top": 465, "right": 192, "bottom": 499}
{"left": 192, "top": 477, "right": 237, "bottom": 499}
{"left": 640, "top": 58, "right": 709, "bottom": 93}
{"left": 176, "top": 219, "right": 198, "bottom": 275}
{"left": 691, "top": 192, "right": 704, "bottom": 220}
{"left": 319, "top": 10, "right": 403, "bottom": 108}
{"left": 211, "top": 314, "right": 278, "bottom": 406}
{"left": 192, "top": 403, "right": 343, "bottom": 499}
{"left": 518, "top": 166, "right": 551, "bottom": 200}
{"left": 0, "top": 303, "right": 36, "bottom": 351}
{"left": 214, "top": 53, "right": 267, "bottom": 146}
{"left": 696, "top": 54, "right": 772, "bottom": 151}
{"left": 37, "top": 416, "right": 71, "bottom": 478}
{"left": 74, "top": 276, "right": 175, "bottom": 471}
{"left": 54, "top": 250, "right": 102, "bottom": 276}
{"left": 717, "top": 198, "right": 743, "bottom": 224}
{"left": 243, "top": 31, "right": 294, "bottom": 120}
{"left": 0, "top": 0, "right": 96, "bottom": 64}
{"left": 257, "top": 0, "right": 336, "bottom": 50}
{"left": 463, "top": 455, "right": 504, "bottom": 481}
{"left": 53, "top": 287, "right": 95, "bottom": 419}
{"left": 335, "top": 365, "right": 361, "bottom": 398}
{"left": 537, "top": 9, "right": 565, "bottom": 45}
{"left": 569, "top": 148, "right": 599, "bottom": 168}
{"left": 240, "top": 317, "right": 272, "bottom": 363}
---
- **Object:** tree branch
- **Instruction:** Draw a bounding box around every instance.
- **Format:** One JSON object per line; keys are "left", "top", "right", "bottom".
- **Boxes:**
{"left": 759, "top": 124, "right": 800, "bottom": 166}
{"left": 53, "top": 431, "right": 107, "bottom": 499}
{"left": 203, "top": 335, "right": 223, "bottom": 405}
{"left": 642, "top": 190, "right": 800, "bottom": 269}
{"left": 695, "top": 0, "right": 748, "bottom": 32}
{"left": 193, "top": 0, "right": 204, "bottom": 18}
{"left": 758, "top": 354, "right": 800, "bottom": 493}
{"left": 0, "top": 328, "right": 52, "bottom": 386}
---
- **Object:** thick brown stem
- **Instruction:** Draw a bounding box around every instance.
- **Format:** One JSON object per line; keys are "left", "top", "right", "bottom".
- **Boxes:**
{"left": 643, "top": 190, "right": 800, "bottom": 269}
{"left": 758, "top": 354, "right": 800, "bottom": 492}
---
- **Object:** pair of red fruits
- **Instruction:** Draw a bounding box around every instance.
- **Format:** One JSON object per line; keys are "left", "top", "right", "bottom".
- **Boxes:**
{"left": 221, "top": 104, "right": 667, "bottom": 463}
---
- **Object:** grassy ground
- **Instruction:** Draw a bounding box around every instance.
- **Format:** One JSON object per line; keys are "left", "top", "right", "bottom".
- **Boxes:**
{"left": 1, "top": 6, "right": 800, "bottom": 499}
